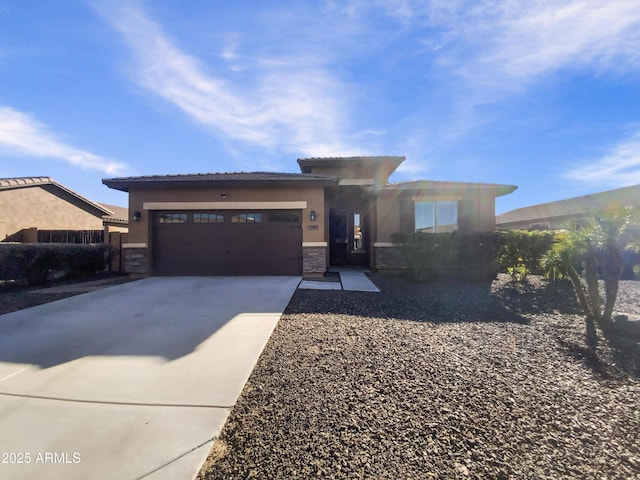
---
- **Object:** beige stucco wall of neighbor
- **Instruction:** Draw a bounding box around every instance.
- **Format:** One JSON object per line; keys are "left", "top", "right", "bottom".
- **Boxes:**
{"left": 0, "top": 187, "right": 104, "bottom": 240}
{"left": 105, "top": 224, "right": 129, "bottom": 234}
{"left": 123, "top": 185, "right": 328, "bottom": 275}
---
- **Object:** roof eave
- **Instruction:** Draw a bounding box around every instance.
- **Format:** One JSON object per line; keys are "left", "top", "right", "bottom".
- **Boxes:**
{"left": 297, "top": 156, "right": 406, "bottom": 174}
{"left": 102, "top": 177, "right": 339, "bottom": 192}
{"left": 373, "top": 184, "right": 518, "bottom": 197}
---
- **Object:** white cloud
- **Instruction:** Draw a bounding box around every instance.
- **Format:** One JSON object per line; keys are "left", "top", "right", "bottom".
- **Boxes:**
{"left": 93, "top": 1, "right": 363, "bottom": 158}
{"left": 565, "top": 130, "right": 640, "bottom": 186}
{"left": 355, "top": 0, "right": 640, "bottom": 86}
{"left": 0, "top": 106, "right": 127, "bottom": 175}
{"left": 472, "top": 0, "right": 640, "bottom": 85}
{"left": 350, "top": 0, "right": 640, "bottom": 159}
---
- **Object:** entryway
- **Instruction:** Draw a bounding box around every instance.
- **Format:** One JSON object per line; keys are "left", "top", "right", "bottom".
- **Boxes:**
{"left": 298, "top": 267, "right": 380, "bottom": 292}
{"left": 328, "top": 186, "right": 372, "bottom": 268}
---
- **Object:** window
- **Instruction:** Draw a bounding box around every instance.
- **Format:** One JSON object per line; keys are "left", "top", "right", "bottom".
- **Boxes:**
{"left": 193, "top": 213, "right": 224, "bottom": 223}
{"left": 529, "top": 223, "right": 549, "bottom": 231}
{"left": 158, "top": 213, "right": 187, "bottom": 224}
{"left": 267, "top": 211, "right": 300, "bottom": 223}
{"left": 231, "top": 212, "right": 263, "bottom": 223}
{"left": 415, "top": 201, "right": 457, "bottom": 233}
{"left": 353, "top": 212, "right": 365, "bottom": 251}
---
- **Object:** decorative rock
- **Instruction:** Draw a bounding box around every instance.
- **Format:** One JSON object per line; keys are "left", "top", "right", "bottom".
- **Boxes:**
{"left": 198, "top": 275, "right": 640, "bottom": 479}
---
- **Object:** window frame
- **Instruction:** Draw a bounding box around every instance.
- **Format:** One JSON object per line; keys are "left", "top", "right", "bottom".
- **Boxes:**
{"left": 193, "top": 213, "right": 224, "bottom": 224}
{"left": 414, "top": 200, "right": 458, "bottom": 233}
{"left": 230, "top": 212, "right": 263, "bottom": 224}
{"left": 157, "top": 213, "right": 188, "bottom": 224}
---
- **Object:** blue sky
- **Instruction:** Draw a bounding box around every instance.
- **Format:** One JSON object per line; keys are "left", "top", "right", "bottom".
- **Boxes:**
{"left": 1, "top": 1, "right": 639, "bottom": 213}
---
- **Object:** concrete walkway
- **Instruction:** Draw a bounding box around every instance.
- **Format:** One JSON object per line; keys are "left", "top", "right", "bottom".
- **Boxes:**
{"left": 298, "top": 268, "right": 380, "bottom": 292}
{"left": 338, "top": 270, "right": 380, "bottom": 292}
{"left": 0, "top": 276, "right": 300, "bottom": 480}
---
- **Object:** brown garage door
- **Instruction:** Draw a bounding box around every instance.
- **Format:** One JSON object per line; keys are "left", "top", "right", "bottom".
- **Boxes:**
{"left": 152, "top": 210, "right": 302, "bottom": 276}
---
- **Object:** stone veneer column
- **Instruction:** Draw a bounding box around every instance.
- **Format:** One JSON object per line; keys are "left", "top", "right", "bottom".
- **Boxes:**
{"left": 373, "top": 244, "right": 407, "bottom": 271}
{"left": 123, "top": 246, "right": 150, "bottom": 275}
{"left": 302, "top": 245, "right": 327, "bottom": 276}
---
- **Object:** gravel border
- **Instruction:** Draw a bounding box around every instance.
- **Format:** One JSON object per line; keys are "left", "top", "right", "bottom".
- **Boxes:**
{"left": 0, "top": 274, "right": 133, "bottom": 315}
{"left": 198, "top": 274, "right": 640, "bottom": 479}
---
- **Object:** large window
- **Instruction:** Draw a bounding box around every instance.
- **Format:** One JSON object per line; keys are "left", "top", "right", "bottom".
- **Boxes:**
{"left": 415, "top": 201, "right": 457, "bottom": 233}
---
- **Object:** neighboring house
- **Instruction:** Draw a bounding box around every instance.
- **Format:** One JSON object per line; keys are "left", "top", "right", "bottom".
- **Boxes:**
{"left": 0, "top": 176, "right": 128, "bottom": 243}
{"left": 103, "top": 156, "right": 516, "bottom": 276}
{"left": 496, "top": 184, "right": 640, "bottom": 230}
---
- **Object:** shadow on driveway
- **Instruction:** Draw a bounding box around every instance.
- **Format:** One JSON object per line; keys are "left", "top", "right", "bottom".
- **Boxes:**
{"left": 0, "top": 276, "right": 299, "bottom": 369}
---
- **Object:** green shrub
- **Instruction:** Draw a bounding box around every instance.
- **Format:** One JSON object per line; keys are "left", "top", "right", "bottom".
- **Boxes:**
{"left": 497, "top": 230, "right": 556, "bottom": 282}
{"left": 391, "top": 232, "right": 501, "bottom": 282}
{"left": 0, "top": 243, "right": 111, "bottom": 287}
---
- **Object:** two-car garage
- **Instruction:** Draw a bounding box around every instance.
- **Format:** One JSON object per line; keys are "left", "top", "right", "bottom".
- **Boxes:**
{"left": 152, "top": 209, "right": 303, "bottom": 276}
{"left": 102, "top": 171, "right": 336, "bottom": 277}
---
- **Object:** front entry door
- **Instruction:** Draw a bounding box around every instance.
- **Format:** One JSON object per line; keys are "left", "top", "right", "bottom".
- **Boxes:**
{"left": 329, "top": 209, "right": 348, "bottom": 265}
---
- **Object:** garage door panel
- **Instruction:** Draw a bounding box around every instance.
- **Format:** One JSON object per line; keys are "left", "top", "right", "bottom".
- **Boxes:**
{"left": 153, "top": 211, "right": 302, "bottom": 276}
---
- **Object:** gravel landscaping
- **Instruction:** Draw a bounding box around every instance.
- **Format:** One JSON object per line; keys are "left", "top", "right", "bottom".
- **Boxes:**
{"left": 198, "top": 274, "right": 640, "bottom": 479}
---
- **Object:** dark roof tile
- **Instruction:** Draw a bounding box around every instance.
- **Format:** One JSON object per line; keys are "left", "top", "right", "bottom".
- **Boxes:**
{"left": 103, "top": 171, "right": 339, "bottom": 192}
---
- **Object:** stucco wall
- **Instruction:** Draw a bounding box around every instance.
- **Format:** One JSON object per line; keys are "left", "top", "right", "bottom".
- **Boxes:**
{"left": 126, "top": 185, "right": 326, "bottom": 246}
{"left": 458, "top": 192, "right": 496, "bottom": 232}
{"left": 0, "top": 186, "right": 104, "bottom": 240}
{"left": 375, "top": 190, "right": 498, "bottom": 244}
{"left": 375, "top": 197, "right": 401, "bottom": 244}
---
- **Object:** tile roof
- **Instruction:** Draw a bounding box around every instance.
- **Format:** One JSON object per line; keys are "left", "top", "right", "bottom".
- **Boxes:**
{"left": 103, "top": 171, "right": 339, "bottom": 192}
{"left": 297, "top": 156, "right": 405, "bottom": 174}
{"left": 104, "top": 171, "right": 335, "bottom": 182}
{"left": 297, "top": 156, "right": 405, "bottom": 162}
{"left": 100, "top": 203, "right": 129, "bottom": 223}
{"left": 0, "top": 176, "right": 114, "bottom": 216}
{"left": 497, "top": 184, "right": 640, "bottom": 224}
{"left": 0, "top": 176, "right": 54, "bottom": 189}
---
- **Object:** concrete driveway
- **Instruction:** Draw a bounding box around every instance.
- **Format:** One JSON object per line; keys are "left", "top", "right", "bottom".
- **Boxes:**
{"left": 0, "top": 276, "right": 300, "bottom": 480}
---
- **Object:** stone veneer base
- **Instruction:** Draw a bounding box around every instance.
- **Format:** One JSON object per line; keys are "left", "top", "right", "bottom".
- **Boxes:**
{"left": 303, "top": 246, "right": 327, "bottom": 275}
{"left": 124, "top": 247, "right": 150, "bottom": 275}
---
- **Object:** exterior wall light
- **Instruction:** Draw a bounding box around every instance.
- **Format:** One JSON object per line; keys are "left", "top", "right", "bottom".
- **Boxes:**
{"left": 310, "top": 210, "right": 316, "bottom": 221}
{"left": 132, "top": 211, "right": 141, "bottom": 222}
{"left": 220, "top": 193, "right": 229, "bottom": 199}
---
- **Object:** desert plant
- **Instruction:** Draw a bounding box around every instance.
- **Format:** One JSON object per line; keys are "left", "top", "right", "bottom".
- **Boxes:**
{"left": 541, "top": 231, "right": 593, "bottom": 317}
{"left": 498, "top": 230, "right": 555, "bottom": 282}
{"left": 0, "top": 243, "right": 110, "bottom": 287}
{"left": 541, "top": 206, "right": 637, "bottom": 326}
{"left": 391, "top": 232, "right": 500, "bottom": 281}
